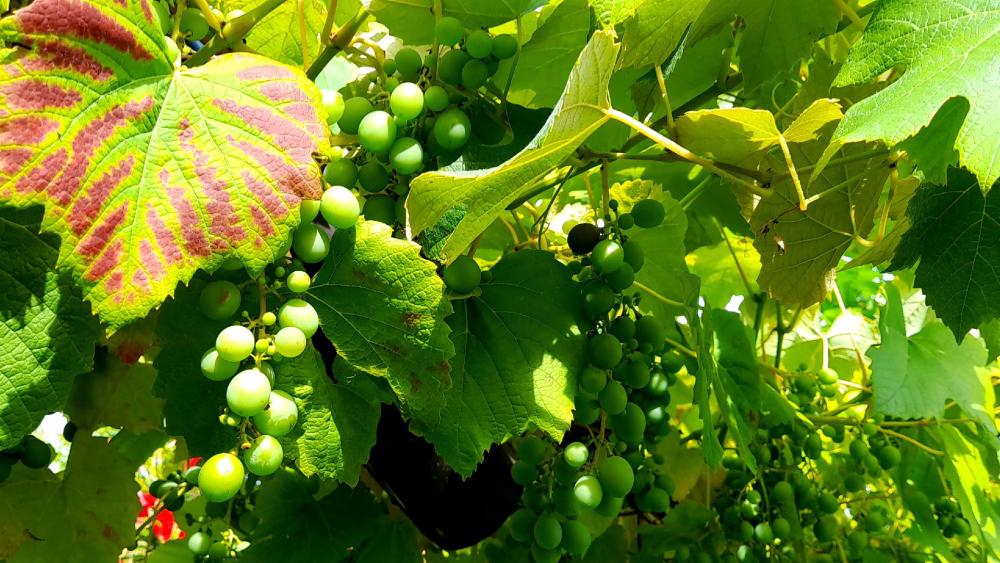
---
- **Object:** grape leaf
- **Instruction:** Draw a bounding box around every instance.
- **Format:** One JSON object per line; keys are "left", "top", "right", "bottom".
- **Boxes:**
{"left": 417, "top": 250, "right": 584, "bottom": 477}
{"left": 271, "top": 349, "right": 381, "bottom": 485}
{"left": 688, "top": 234, "right": 761, "bottom": 307}
{"left": 356, "top": 519, "right": 422, "bottom": 563}
{"left": 0, "top": 0, "right": 329, "bottom": 329}
{"left": 242, "top": 470, "right": 384, "bottom": 563}
{"left": 498, "top": 0, "right": 590, "bottom": 109}
{"left": 0, "top": 208, "right": 98, "bottom": 450}
{"left": 407, "top": 30, "right": 620, "bottom": 263}
{"left": 617, "top": 0, "right": 709, "bottom": 70}
{"left": 363, "top": 0, "right": 542, "bottom": 45}
{"left": 153, "top": 278, "right": 239, "bottom": 457}
{"left": 0, "top": 435, "right": 138, "bottom": 563}
{"left": 66, "top": 354, "right": 164, "bottom": 433}
{"left": 890, "top": 169, "right": 1000, "bottom": 338}
{"left": 870, "top": 282, "right": 996, "bottom": 431}
{"left": 826, "top": 0, "right": 1000, "bottom": 191}
{"left": 306, "top": 220, "right": 454, "bottom": 424}
{"left": 224, "top": 0, "right": 361, "bottom": 67}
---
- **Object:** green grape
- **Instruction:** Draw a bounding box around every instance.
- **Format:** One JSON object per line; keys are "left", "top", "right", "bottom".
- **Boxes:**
{"left": 518, "top": 435, "right": 547, "bottom": 465}
{"left": 324, "top": 158, "right": 358, "bottom": 187}
{"left": 617, "top": 213, "right": 634, "bottom": 230}
{"left": 274, "top": 326, "right": 307, "bottom": 358}
{"left": 622, "top": 239, "right": 644, "bottom": 271}
{"left": 424, "top": 85, "right": 449, "bottom": 112}
{"left": 568, "top": 223, "right": 600, "bottom": 255}
{"left": 215, "top": 325, "right": 255, "bottom": 362}
{"left": 522, "top": 485, "right": 545, "bottom": 509}
{"left": 590, "top": 240, "right": 624, "bottom": 274}
{"left": 184, "top": 466, "right": 201, "bottom": 485}
{"left": 817, "top": 366, "right": 839, "bottom": 385}
{"left": 594, "top": 493, "right": 624, "bottom": 517}
{"left": 435, "top": 16, "right": 465, "bottom": 45}
{"left": 358, "top": 161, "right": 390, "bottom": 193}
{"left": 772, "top": 517, "right": 791, "bottom": 540}
{"left": 286, "top": 270, "right": 311, "bottom": 293}
{"left": 573, "top": 475, "right": 603, "bottom": 508}
{"left": 243, "top": 435, "right": 283, "bottom": 476}
{"left": 320, "top": 185, "right": 361, "bottom": 229}
{"left": 581, "top": 280, "right": 615, "bottom": 317}
{"left": 849, "top": 439, "right": 869, "bottom": 460}
{"left": 62, "top": 421, "right": 77, "bottom": 442}
{"left": 382, "top": 58, "right": 397, "bottom": 76}
{"left": 561, "top": 519, "right": 591, "bottom": 555}
{"left": 389, "top": 137, "right": 425, "bottom": 175}
{"left": 321, "top": 90, "right": 345, "bottom": 125}
{"left": 438, "top": 48, "right": 470, "bottom": 85}
{"left": 623, "top": 356, "right": 650, "bottom": 389}
{"left": 605, "top": 262, "right": 635, "bottom": 292}
{"left": 531, "top": 544, "right": 561, "bottom": 563}
{"left": 19, "top": 436, "right": 51, "bottom": 469}
{"left": 357, "top": 111, "right": 397, "bottom": 152}
{"left": 847, "top": 530, "right": 868, "bottom": 550}
{"left": 634, "top": 316, "right": 664, "bottom": 347}
{"left": 587, "top": 333, "right": 622, "bottom": 370}
{"left": 563, "top": 442, "right": 589, "bottom": 468}
{"left": 533, "top": 513, "right": 562, "bottom": 550}
{"left": 201, "top": 347, "right": 239, "bottom": 381}
{"left": 754, "top": 522, "right": 774, "bottom": 544}
{"left": 180, "top": 7, "right": 209, "bottom": 38}
{"left": 443, "top": 255, "right": 481, "bottom": 293}
{"left": 253, "top": 390, "right": 299, "bottom": 437}
{"left": 508, "top": 508, "right": 538, "bottom": 543}
{"left": 631, "top": 199, "right": 665, "bottom": 228}
{"left": 226, "top": 369, "right": 271, "bottom": 417}
{"left": 363, "top": 195, "right": 396, "bottom": 225}
{"left": 432, "top": 108, "right": 472, "bottom": 149}
{"left": 610, "top": 402, "right": 646, "bottom": 443}
{"left": 599, "top": 380, "right": 628, "bottom": 415}
{"left": 199, "top": 280, "right": 241, "bottom": 320}
{"left": 208, "top": 541, "right": 228, "bottom": 560}
{"left": 278, "top": 298, "right": 319, "bottom": 337}
{"left": 947, "top": 518, "right": 971, "bottom": 538}
{"left": 300, "top": 199, "right": 320, "bottom": 223}
{"left": 187, "top": 531, "right": 211, "bottom": 555}
{"left": 813, "top": 516, "right": 837, "bottom": 542}
{"left": 876, "top": 445, "right": 900, "bottom": 469}
{"left": 198, "top": 453, "right": 245, "bottom": 502}
{"left": 844, "top": 473, "right": 866, "bottom": 492}
{"left": 389, "top": 82, "right": 424, "bottom": 120}
{"left": 394, "top": 47, "right": 423, "bottom": 79}
{"left": 461, "top": 59, "right": 489, "bottom": 89}
{"left": 609, "top": 316, "right": 635, "bottom": 341}
{"left": 238, "top": 511, "right": 260, "bottom": 535}
{"left": 510, "top": 460, "right": 538, "bottom": 485}
{"left": 338, "top": 96, "right": 374, "bottom": 134}
{"left": 639, "top": 487, "right": 670, "bottom": 513}
{"left": 292, "top": 224, "right": 331, "bottom": 263}
{"left": 574, "top": 399, "right": 601, "bottom": 425}
{"left": 151, "top": 479, "right": 178, "bottom": 498}
{"left": 465, "top": 29, "right": 493, "bottom": 59}
{"left": 772, "top": 481, "right": 795, "bottom": 505}
{"left": 579, "top": 366, "right": 607, "bottom": 395}
{"left": 492, "top": 34, "right": 518, "bottom": 58}
{"left": 554, "top": 486, "right": 577, "bottom": 517}
{"left": 804, "top": 433, "right": 823, "bottom": 459}
{"left": 597, "top": 456, "right": 634, "bottom": 497}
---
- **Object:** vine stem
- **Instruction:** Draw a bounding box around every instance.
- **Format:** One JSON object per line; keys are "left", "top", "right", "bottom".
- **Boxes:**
{"left": 776, "top": 134, "right": 807, "bottom": 211}
{"left": 598, "top": 107, "right": 769, "bottom": 197}
{"left": 653, "top": 64, "right": 675, "bottom": 138}
{"left": 633, "top": 281, "right": 686, "bottom": 309}
{"left": 678, "top": 175, "right": 712, "bottom": 209}
{"left": 307, "top": 7, "right": 370, "bottom": 80}
{"left": 320, "top": 0, "right": 339, "bottom": 44}
{"left": 879, "top": 427, "right": 944, "bottom": 456}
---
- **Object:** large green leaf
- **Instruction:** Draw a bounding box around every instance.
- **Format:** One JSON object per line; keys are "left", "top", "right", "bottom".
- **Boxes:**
{"left": 242, "top": 470, "right": 384, "bottom": 563}
{"left": 890, "top": 169, "right": 1000, "bottom": 338}
{"left": 0, "top": 208, "right": 98, "bottom": 449}
{"left": 356, "top": 520, "right": 423, "bottom": 563}
{"left": 617, "top": 0, "right": 709, "bottom": 70}
{"left": 0, "top": 436, "right": 138, "bottom": 562}
{"left": 0, "top": 0, "right": 329, "bottom": 329}
{"left": 363, "top": 0, "right": 542, "bottom": 44}
{"left": 417, "top": 250, "right": 584, "bottom": 477}
{"left": 271, "top": 349, "right": 382, "bottom": 485}
{"left": 407, "top": 30, "right": 620, "bottom": 263}
{"left": 827, "top": 0, "right": 1000, "bottom": 191}
{"left": 869, "top": 284, "right": 995, "bottom": 431}
{"left": 498, "top": 0, "right": 590, "bottom": 109}
{"left": 306, "top": 220, "right": 454, "bottom": 424}
{"left": 66, "top": 354, "right": 164, "bottom": 434}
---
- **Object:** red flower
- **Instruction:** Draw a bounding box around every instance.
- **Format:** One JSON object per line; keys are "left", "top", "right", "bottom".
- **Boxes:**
{"left": 135, "top": 491, "right": 184, "bottom": 543}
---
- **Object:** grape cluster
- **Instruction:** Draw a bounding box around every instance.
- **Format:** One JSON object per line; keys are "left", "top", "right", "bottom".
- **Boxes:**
{"left": 0, "top": 434, "right": 54, "bottom": 482}
{"left": 314, "top": 17, "right": 518, "bottom": 230}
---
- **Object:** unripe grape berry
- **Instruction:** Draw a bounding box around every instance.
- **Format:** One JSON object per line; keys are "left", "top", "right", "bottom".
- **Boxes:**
{"left": 201, "top": 347, "right": 240, "bottom": 381}
{"left": 573, "top": 475, "right": 603, "bottom": 508}
{"left": 278, "top": 298, "right": 319, "bottom": 337}
{"left": 590, "top": 239, "right": 625, "bottom": 274}
{"left": 622, "top": 239, "right": 644, "bottom": 271}
{"left": 567, "top": 223, "right": 601, "bottom": 255}
{"left": 292, "top": 224, "right": 330, "bottom": 263}
{"left": 442, "top": 255, "right": 481, "bottom": 293}
{"left": 320, "top": 186, "right": 361, "bottom": 229}
{"left": 464, "top": 30, "right": 493, "bottom": 59}
{"left": 358, "top": 161, "right": 390, "bottom": 193}
{"left": 357, "top": 111, "right": 397, "bottom": 153}
{"left": 518, "top": 435, "right": 547, "bottom": 465}
{"left": 461, "top": 59, "right": 489, "bottom": 89}
{"left": 273, "top": 326, "right": 307, "bottom": 358}
{"left": 424, "top": 85, "right": 449, "bottom": 112}
{"left": 243, "top": 435, "right": 283, "bottom": 476}
{"left": 198, "top": 453, "right": 245, "bottom": 502}
{"left": 563, "top": 442, "right": 589, "bottom": 468}
{"left": 226, "top": 369, "right": 271, "bottom": 417}
{"left": 510, "top": 460, "right": 538, "bottom": 485}
{"left": 216, "top": 325, "right": 255, "bottom": 362}
{"left": 324, "top": 158, "right": 358, "bottom": 188}
{"left": 533, "top": 513, "right": 562, "bottom": 550}
{"left": 435, "top": 16, "right": 464, "bottom": 45}
{"left": 337, "top": 96, "right": 374, "bottom": 134}
{"left": 300, "top": 199, "right": 320, "bottom": 223}
{"left": 200, "top": 280, "right": 241, "bottom": 320}
{"left": 363, "top": 195, "right": 397, "bottom": 225}
{"left": 560, "top": 519, "right": 591, "bottom": 555}
{"left": 598, "top": 381, "right": 628, "bottom": 417}
{"left": 394, "top": 47, "right": 422, "bottom": 80}
{"left": 321, "top": 90, "right": 345, "bottom": 125}
{"left": 597, "top": 455, "right": 634, "bottom": 497}
{"left": 253, "top": 390, "right": 299, "bottom": 437}
{"left": 492, "top": 34, "right": 518, "bottom": 59}
{"left": 188, "top": 531, "right": 211, "bottom": 555}
{"left": 389, "top": 82, "right": 424, "bottom": 120}
{"left": 508, "top": 508, "right": 537, "bottom": 543}
{"left": 389, "top": 137, "right": 424, "bottom": 175}
{"left": 588, "top": 332, "right": 623, "bottom": 369}
{"left": 438, "top": 48, "right": 470, "bottom": 85}
{"left": 432, "top": 108, "right": 472, "bottom": 149}
{"left": 286, "top": 270, "right": 311, "bottom": 293}
{"left": 382, "top": 58, "right": 397, "bottom": 76}
{"left": 631, "top": 199, "right": 665, "bottom": 228}
{"left": 579, "top": 366, "right": 607, "bottom": 395}
{"left": 180, "top": 7, "right": 209, "bottom": 38}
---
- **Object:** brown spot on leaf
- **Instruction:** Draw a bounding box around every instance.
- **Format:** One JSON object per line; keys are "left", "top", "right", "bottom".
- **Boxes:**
{"left": 401, "top": 312, "right": 422, "bottom": 329}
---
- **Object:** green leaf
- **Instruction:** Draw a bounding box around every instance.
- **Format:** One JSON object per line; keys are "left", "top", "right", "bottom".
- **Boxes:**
{"left": 692, "top": 315, "right": 723, "bottom": 466}
{"left": 638, "top": 501, "right": 715, "bottom": 552}
{"left": 356, "top": 519, "right": 422, "bottom": 563}
{"left": 271, "top": 349, "right": 381, "bottom": 485}
{"left": 417, "top": 250, "right": 584, "bottom": 477}
{"left": 66, "top": 354, "right": 164, "bottom": 433}
{"left": 618, "top": 0, "right": 709, "bottom": 70}
{"left": 407, "top": 30, "right": 620, "bottom": 263}
{"left": 627, "top": 193, "right": 700, "bottom": 319}
{"left": 688, "top": 234, "right": 760, "bottom": 307}
{"left": 363, "top": 0, "right": 542, "bottom": 45}
{"left": 153, "top": 278, "right": 239, "bottom": 457}
{"left": 224, "top": 0, "right": 329, "bottom": 67}
{"left": 242, "top": 470, "right": 384, "bottom": 563}
{"left": 827, "top": 0, "right": 1000, "bottom": 190}
{"left": 869, "top": 283, "right": 995, "bottom": 431}
{"left": 0, "top": 208, "right": 98, "bottom": 449}
{"left": 933, "top": 425, "right": 1000, "bottom": 554}
{"left": 0, "top": 436, "right": 138, "bottom": 563}
{"left": 307, "top": 220, "right": 454, "bottom": 424}
{"left": 890, "top": 168, "right": 1000, "bottom": 338}
{"left": 0, "top": 0, "right": 329, "bottom": 329}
